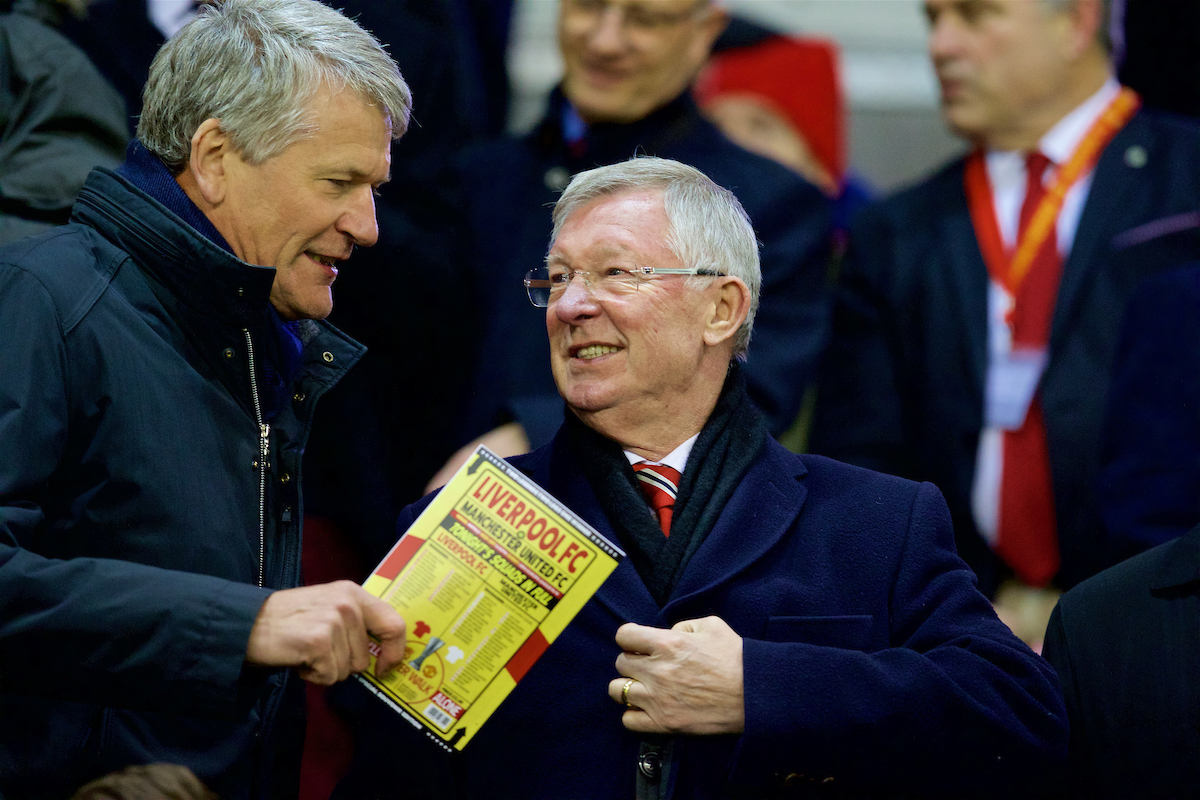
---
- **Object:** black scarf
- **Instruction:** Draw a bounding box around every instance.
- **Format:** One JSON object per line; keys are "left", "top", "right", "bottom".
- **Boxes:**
{"left": 563, "top": 363, "right": 769, "bottom": 606}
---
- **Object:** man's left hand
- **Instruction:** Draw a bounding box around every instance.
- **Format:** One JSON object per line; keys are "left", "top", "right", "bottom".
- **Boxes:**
{"left": 608, "top": 616, "right": 744, "bottom": 735}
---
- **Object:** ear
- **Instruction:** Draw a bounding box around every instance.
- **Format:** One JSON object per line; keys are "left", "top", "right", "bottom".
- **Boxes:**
{"left": 184, "top": 118, "right": 232, "bottom": 206}
{"left": 688, "top": 5, "right": 729, "bottom": 70}
{"left": 1062, "top": 0, "right": 1105, "bottom": 59}
{"left": 702, "top": 276, "right": 751, "bottom": 349}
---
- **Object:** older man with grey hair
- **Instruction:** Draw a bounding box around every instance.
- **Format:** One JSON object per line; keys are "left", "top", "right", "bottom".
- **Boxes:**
{"left": 0, "top": 1, "right": 412, "bottom": 797}
{"left": 338, "top": 157, "right": 1066, "bottom": 800}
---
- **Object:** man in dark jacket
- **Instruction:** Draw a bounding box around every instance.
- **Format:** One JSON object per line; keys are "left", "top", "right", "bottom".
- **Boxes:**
{"left": 426, "top": 0, "right": 831, "bottom": 495}
{"left": 810, "top": 0, "right": 1200, "bottom": 632}
{"left": 1043, "top": 521, "right": 1200, "bottom": 798}
{"left": 0, "top": 1, "right": 413, "bottom": 797}
{"left": 337, "top": 157, "right": 1066, "bottom": 800}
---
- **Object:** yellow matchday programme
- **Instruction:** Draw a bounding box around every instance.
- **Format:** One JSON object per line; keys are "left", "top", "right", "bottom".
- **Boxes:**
{"left": 357, "top": 446, "right": 624, "bottom": 751}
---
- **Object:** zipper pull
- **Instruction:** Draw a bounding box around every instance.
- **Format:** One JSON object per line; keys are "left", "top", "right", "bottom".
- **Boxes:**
{"left": 260, "top": 423, "right": 270, "bottom": 470}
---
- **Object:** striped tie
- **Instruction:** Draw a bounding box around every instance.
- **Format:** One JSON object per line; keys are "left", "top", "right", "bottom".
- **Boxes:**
{"left": 632, "top": 463, "right": 681, "bottom": 537}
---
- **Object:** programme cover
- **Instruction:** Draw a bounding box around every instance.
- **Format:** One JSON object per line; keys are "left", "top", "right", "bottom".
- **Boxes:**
{"left": 357, "top": 445, "right": 625, "bottom": 751}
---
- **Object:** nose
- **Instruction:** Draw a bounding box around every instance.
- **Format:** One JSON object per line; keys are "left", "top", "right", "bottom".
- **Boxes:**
{"left": 586, "top": 5, "right": 628, "bottom": 55}
{"left": 553, "top": 273, "right": 601, "bottom": 323}
{"left": 338, "top": 184, "right": 379, "bottom": 248}
{"left": 927, "top": 11, "right": 963, "bottom": 64}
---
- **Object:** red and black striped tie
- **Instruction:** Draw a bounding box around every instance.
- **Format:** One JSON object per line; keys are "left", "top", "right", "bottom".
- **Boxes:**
{"left": 632, "top": 463, "right": 681, "bottom": 537}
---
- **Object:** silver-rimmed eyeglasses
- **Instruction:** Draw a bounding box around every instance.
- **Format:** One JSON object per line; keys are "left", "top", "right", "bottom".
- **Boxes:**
{"left": 524, "top": 265, "right": 725, "bottom": 308}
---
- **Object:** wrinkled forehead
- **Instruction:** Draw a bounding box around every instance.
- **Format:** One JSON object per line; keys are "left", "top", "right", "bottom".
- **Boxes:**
{"left": 553, "top": 190, "right": 672, "bottom": 259}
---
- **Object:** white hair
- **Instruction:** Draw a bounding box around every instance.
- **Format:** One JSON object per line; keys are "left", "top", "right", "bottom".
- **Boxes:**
{"left": 551, "top": 156, "right": 761, "bottom": 359}
{"left": 138, "top": 0, "right": 412, "bottom": 172}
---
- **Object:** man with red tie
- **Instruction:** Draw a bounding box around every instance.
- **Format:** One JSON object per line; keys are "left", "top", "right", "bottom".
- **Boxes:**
{"left": 811, "top": 0, "right": 1200, "bottom": 641}
{"left": 335, "top": 156, "right": 1066, "bottom": 800}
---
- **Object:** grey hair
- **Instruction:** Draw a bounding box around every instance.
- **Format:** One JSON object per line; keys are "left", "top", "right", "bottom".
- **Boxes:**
{"left": 1043, "top": 0, "right": 1113, "bottom": 53}
{"left": 551, "top": 156, "right": 761, "bottom": 359}
{"left": 138, "top": 0, "right": 412, "bottom": 173}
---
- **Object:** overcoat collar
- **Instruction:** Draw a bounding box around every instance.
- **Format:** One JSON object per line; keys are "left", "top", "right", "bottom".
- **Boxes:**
{"left": 1150, "top": 523, "right": 1200, "bottom": 591}
{"left": 1053, "top": 109, "right": 1154, "bottom": 349}
{"left": 539, "top": 435, "right": 809, "bottom": 624}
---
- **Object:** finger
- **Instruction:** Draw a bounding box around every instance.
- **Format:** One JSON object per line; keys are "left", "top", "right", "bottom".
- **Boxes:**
{"left": 614, "top": 622, "right": 669, "bottom": 655}
{"left": 328, "top": 583, "right": 371, "bottom": 678}
{"left": 330, "top": 594, "right": 359, "bottom": 683}
{"left": 608, "top": 676, "right": 638, "bottom": 706}
{"left": 614, "top": 650, "right": 650, "bottom": 681}
{"left": 361, "top": 596, "right": 408, "bottom": 676}
{"left": 622, "top": 708, "right": 668, "bottom": 735}
{"left": 670, "top": 615, "right": 726, "bottom": 634}
{"left": 302, "top": 638, "right": 337, "bottom": 686}
{"left": 345, "top": 606, "right": 373, "bottom": 677}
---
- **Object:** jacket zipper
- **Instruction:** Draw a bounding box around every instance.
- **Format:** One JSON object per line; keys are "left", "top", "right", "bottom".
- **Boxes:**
{"left": 243, "top": 329, "right": 268, "bottom": 588}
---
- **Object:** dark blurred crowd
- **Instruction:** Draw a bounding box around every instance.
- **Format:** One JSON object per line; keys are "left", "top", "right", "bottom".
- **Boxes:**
{"left": 4, "top": 0, "right": 1200, "bottom": 797}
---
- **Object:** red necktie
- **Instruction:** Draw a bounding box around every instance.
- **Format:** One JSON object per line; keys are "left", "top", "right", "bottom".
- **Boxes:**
{"left": 632, "top": 462, "right": 681, "bottom": 537}
{"left": 995, "top": 152, "right": 1061, "bottom": 587}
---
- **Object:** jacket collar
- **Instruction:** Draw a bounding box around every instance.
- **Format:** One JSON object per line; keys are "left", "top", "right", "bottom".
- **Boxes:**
{"left": 71, "top": 165, "right": 276, "bottom": 332}
{"left": 1150, "top": 523, "right": 1200, "bottom": 591}
{"left": 1052, "top": 107, "right": 1151, "bottom": 347}
{"left": 663, "top": 441, "right": 808, "bottom": 618}
{"left": 938, "top": 159, "right": 990, "bottom": 397}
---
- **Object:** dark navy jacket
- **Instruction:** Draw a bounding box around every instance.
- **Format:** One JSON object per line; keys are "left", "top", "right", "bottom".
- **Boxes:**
{"left": 338, "top": 434, "right": 1066, "bottom": 799}
{"left": 457, "top": 90, "right": 832, "bottom": 447}
{"left": 1097, "top": 262, "right": 1200, "bottom": 558}
{"left": 812, "top": 109, "right": 1200, "bottom": 594}
{"left": 1044, "top": 523, "right": 1200, "bottom": 798}
{"left": 0, "top": 167, "right": 364, "bottom": 799}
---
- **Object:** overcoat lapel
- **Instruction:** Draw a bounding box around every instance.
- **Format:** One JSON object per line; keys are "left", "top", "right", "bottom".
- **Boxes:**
{"left": 940, "top": 162, "right": 991, "bottom": 399}
{"left": 1150, "top": 524, "right": 1200, "bottom": 591}
{"left": 1051, "top": 112, "right": 1150, "bottom": 351}
{"left": 541, "top": 440, "right": 662, "bottom": 623}
{"left": 663, "top": 444, "right": 808, "bottom": 618}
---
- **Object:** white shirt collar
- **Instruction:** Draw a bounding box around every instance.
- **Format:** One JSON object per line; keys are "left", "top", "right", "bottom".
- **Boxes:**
{"left": 624, "top": 433, "right": 699, "bottom": 475}
{"left": 1036, "top": 77, "right": 1122, "bottom": 165}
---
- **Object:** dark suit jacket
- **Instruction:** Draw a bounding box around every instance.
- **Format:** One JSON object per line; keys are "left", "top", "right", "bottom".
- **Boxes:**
{"left": 1043, "top": 523, "right": 1200, "bottom": 798}
{"left": 811, "top": 108, "right": 1200, "bottom": 594}
{"left": 1097, "top": 262, "right": 1200, "bottom": 558}
{"left": 337, "top": 433, "right": 1066, "bottom": 799}
{"left": 456, "top": 90, "right": 832, "bottom": 446}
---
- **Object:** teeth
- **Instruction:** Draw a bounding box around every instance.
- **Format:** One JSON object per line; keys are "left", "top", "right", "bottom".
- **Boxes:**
{"left": 576, "top": 345, "right": 619, "bottom": 360}
{"left": 311, "top": 254, "right": 336, "bottom": 266}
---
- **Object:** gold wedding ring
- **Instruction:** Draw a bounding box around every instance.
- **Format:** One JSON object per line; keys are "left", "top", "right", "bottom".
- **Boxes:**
{"left": 621, "top": 677, "right": 637, "bottom": 708}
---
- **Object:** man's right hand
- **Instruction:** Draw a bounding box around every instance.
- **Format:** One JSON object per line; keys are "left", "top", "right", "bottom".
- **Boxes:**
{"left": 244, "top": 581, "right": 406, "bottom": 685}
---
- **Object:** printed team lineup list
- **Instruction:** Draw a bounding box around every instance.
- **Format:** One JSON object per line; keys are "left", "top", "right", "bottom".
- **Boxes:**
{"left": 358, "top": 446, "right": 624, "bottom": 751}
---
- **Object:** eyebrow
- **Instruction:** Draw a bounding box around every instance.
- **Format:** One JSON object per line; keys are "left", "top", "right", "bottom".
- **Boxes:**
{"left": 327, "top": 166, "right": 392, "bottom": 186}
{"left": 362, "top": 169, "right": 392, "bottom": 187}
{"left": 547, "top": 242, "right": 637, "bottom": 265}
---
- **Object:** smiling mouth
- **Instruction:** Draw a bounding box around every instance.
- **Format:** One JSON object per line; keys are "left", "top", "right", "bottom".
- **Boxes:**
{"left": 574, "top": 344, "right": 620, "bottom": 360}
